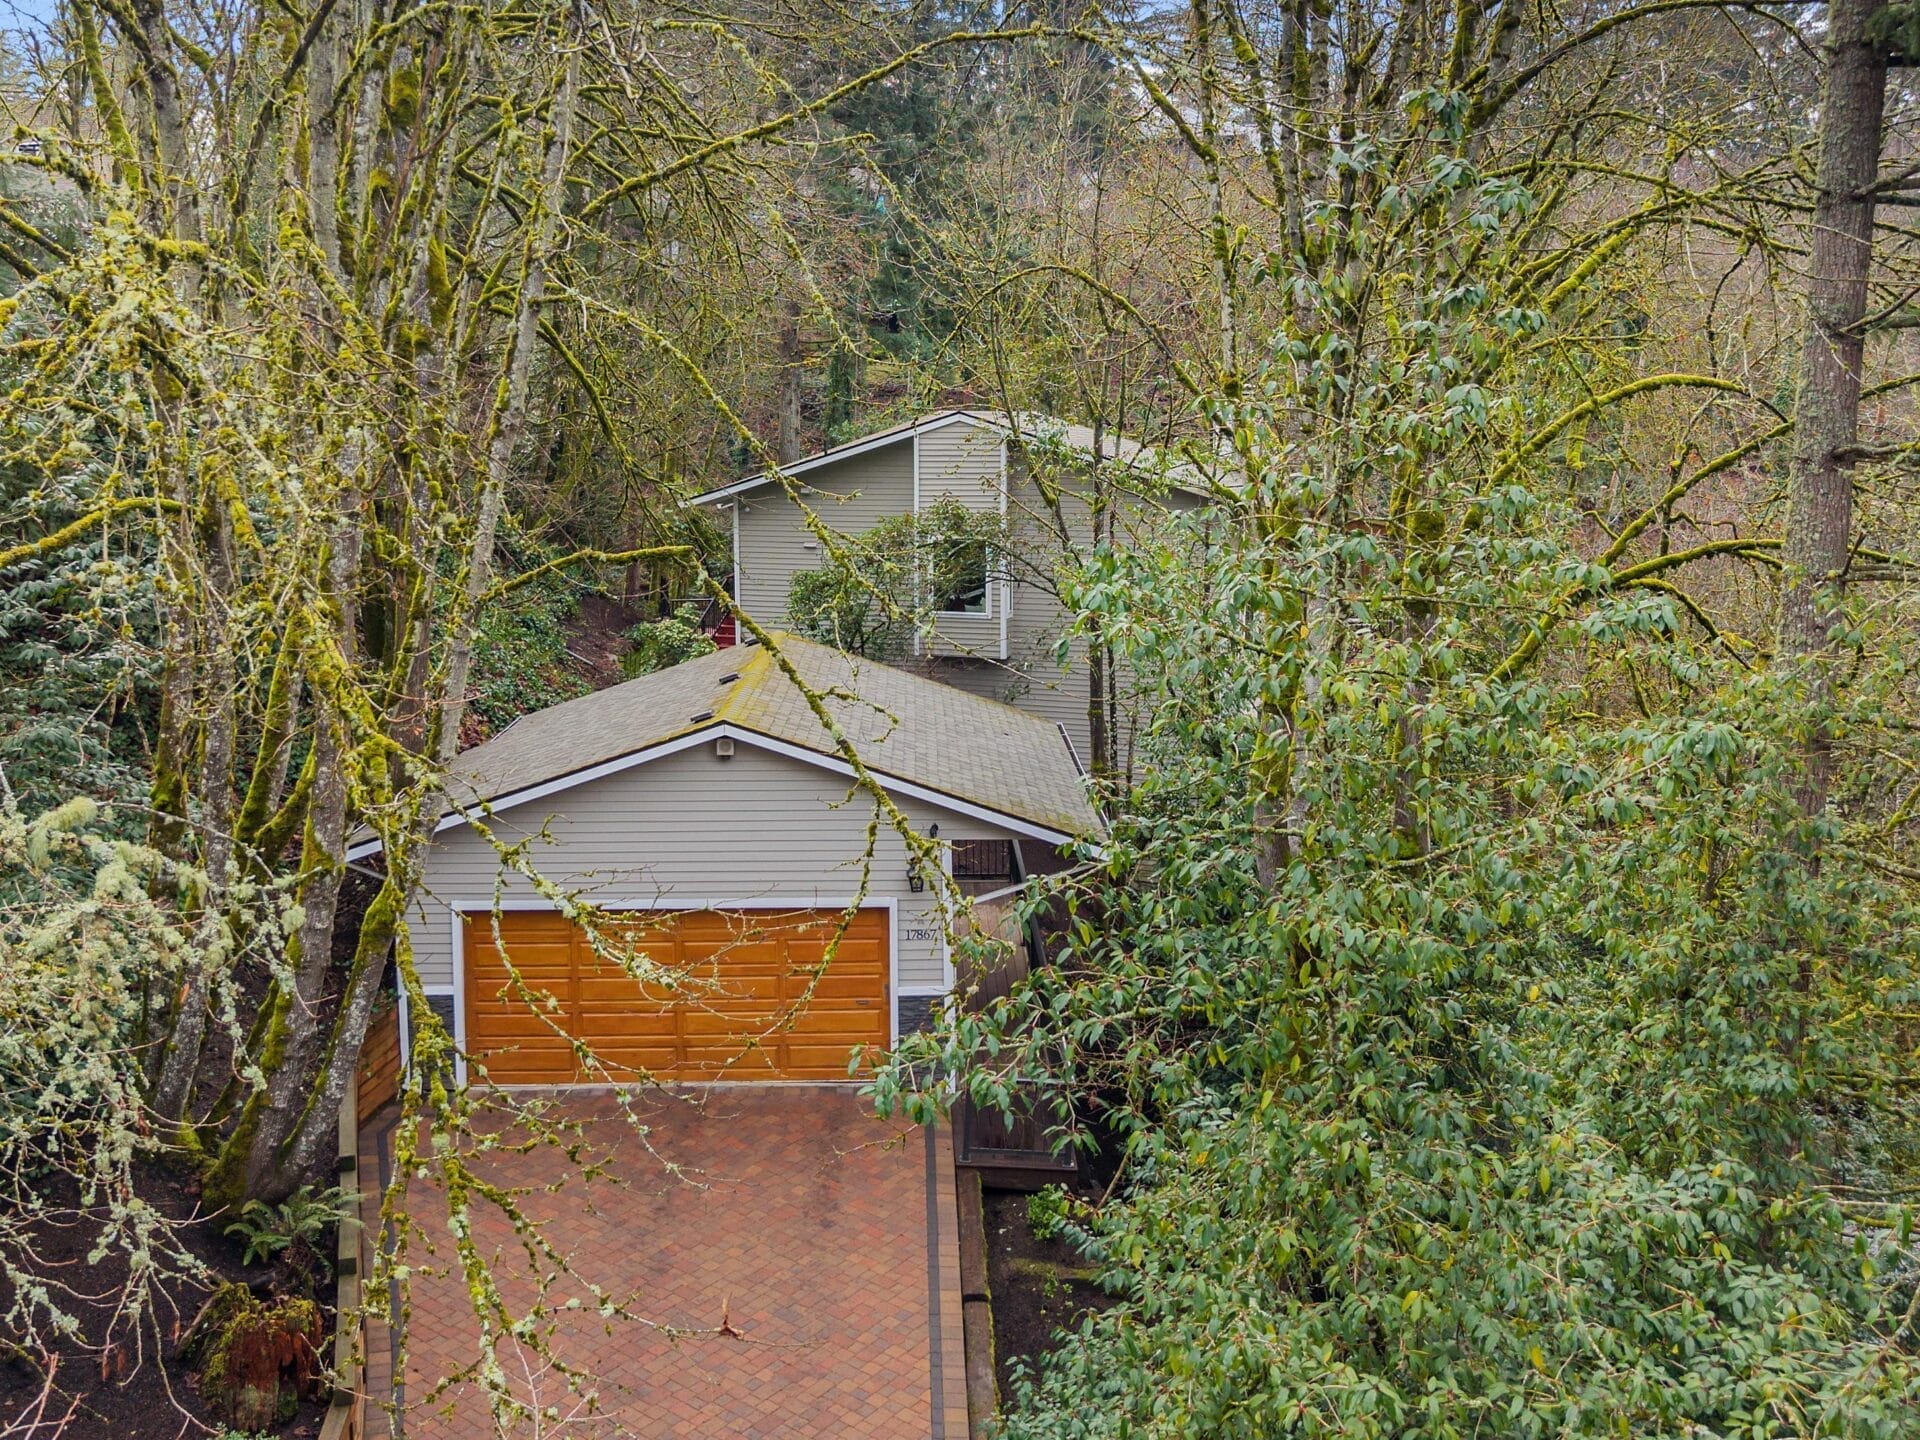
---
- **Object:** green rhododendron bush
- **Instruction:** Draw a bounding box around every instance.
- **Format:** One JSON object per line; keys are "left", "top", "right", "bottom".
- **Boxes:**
{"left": 892, "top": 527, "right": 1920, "bottom": 1434}
{"left": 881, "top": 89, "right": 1920, "bottom": 1436}
{"left": 934, "top": 554, "right": 1920, "bottom": 1435}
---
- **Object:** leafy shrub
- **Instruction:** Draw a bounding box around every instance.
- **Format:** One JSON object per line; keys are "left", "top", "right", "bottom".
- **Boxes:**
{"left": 468, "top": 574, "right": 592, "bottom": 736}
{"left": 621, "top": 604, "right": 716, "bottom": 678}
{"left": 786, "top": 500, "right": 1006, "bottom": 660}
{"left": 1026, "top": 1185, "right": 1071, "bottom": 1242}
{"left": 876, "top": 136, "right": 1920, "bottom": 1436}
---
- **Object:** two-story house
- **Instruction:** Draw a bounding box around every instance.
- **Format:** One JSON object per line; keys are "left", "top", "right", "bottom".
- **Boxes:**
{"left": 686, "top": 409, "right": 1206, "bottom": 774}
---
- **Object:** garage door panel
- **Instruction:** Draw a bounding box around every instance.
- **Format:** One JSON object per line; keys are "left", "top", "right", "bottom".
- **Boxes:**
{"left": 575, "top": 1008, "right": 678, "bottom": 1039}
{"left": 679, "top": 929, "right": 769, "bottom": 957}
{"left": 470, "top": 1030, "right": 574, "bottom": 1080}
{"left": 688, "top": 1011, "right": 783, "bottom": 1038}
{"left": 705, "top": 976, "right": 785, "bottom": 1006}
{"left": 578, "top": 973, "right": 688, "bottom": 1005}
{"left": 791, "top": 951, "right": 884, "bottom": 978}
{"left": 470, "top": 952, "right": 574, "bottom": 982}
{"left": 472, "top": 1000, "right": 570, "bottom": 1029}
{"left": 470, "top": 942, "right": 573, "bottom": 979}
{"left": 473, "top": 913, "right": 575, "bottom": 942}
{"left": 588, "top": 1046, "right": 681, "bottom": 1077}
{"left": 786, "top": 1009, "right": 882, "bottom": 1038}
{"left": 784, "top": 1045, "right": 872, "bottom": 1073}
{"left": 677, "top": 990, "right": 784, "bottom": 1016}
{"left": 680, "top": 1045, "right": 779, "bottom": 1075}
{"left": 577, "top": 943, "right": 677, "bottom": 972}
{"left": 471, "top": 1022, "right": 573, "bottom": 1049}
{"left": 786, "top": 972, "right": 884, "bottom": 1001}
{"left": 600, "top": 917, "right": 675, "bottom": 942}
{"left": 470, "top": 949, "right": 574, "bottom": 973}
{"left": 469, "top": 983, "right": 573, "bottom": 1009}
{"left": 476, "top": 1058, "right": 576, "bottom": 1085}
{"left": 464, "top": 909, "right": 891, "bottom": 1084}
{"left": 784, "top": 921, "right": 874, "bottom": 946}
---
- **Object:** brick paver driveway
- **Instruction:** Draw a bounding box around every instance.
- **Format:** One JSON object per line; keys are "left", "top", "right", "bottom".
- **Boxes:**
{"left": 359, "top": 1086, "right": 967, "bottom": 1439}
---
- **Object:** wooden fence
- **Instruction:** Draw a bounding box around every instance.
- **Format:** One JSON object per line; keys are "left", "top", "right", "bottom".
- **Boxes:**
{"left": 951, "top": 1081, "right": 1077, "bottom": 1188}
{"left": 951, "top": 895, "right": 1076, "bottom": 1186}
{"left": 355, "top": 1004, "right": 402, "bottom": 1123}
{"left": 319, "top": 996, "right": 408, "bottom": 1440}
{"left": 318, "top": 1072, "right": 368, "bottom": 1440}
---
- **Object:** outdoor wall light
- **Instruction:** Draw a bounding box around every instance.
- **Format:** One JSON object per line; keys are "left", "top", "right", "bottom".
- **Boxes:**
{"left": 908, "top": 825, "right": 938, "bottom": 891}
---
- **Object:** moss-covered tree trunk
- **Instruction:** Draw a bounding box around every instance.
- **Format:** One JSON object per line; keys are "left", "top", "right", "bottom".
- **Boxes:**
{"left": 1776, "top": 0, "right": 1889, "bottom": 815}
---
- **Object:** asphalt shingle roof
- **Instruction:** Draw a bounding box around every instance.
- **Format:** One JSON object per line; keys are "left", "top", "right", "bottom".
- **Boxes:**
{"left": 442, "top": 635, "right": 1101, "bottom": 840}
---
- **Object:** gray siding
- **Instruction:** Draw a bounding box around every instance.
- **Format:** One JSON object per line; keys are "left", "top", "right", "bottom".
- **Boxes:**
{"left": 733, "top": 441, "right": 915, "bottom": 624}
{"left": 724, "top": 417, "right": 1197, "bottom": 771}
{"left": 918, "top": 418, "right": 1008, "bottom": 660}
{"left": 993, "top": 454, "right": 1192, "bottom": 771}
{"left": 915, "top": 419, "right": 1002, "bottom": 512}
{"left": 408, "top": 742, "right": 1025, "bottom": 1005}
{"left": 999, "top": 460, "right": 1099, "bottom": 764}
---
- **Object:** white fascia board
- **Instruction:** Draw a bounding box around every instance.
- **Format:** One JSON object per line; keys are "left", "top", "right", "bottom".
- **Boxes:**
{"left": 345, "top": 721, "right": 1098, "bottom": 861}
{"left": 683, "top": 411, "right": 996, "bottom": 508}
{"left": 715, "top": 726, "right": 1094, "bottom": 850}
{"left": 686, "top": 426, "right": 920, "bottom": 505}
{"left": 684, "top": 475, "right": 775, "bottom": 506}
{"left": 917, "top": 410, "right": 994, "bottom": 438}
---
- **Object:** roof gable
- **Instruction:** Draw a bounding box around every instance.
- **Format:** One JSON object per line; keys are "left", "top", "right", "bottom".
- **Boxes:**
{"left": 686, "top": 411, "right": 982, "bottom": 505}
{"left": 686, "top": 410, "right": 1212, "bottom": 507}
{"left": 346, "top": 637, "right": 1100, "bottom": 860}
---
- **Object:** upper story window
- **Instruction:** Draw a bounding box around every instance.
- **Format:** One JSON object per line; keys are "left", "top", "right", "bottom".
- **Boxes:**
{"left": 932, "top": 530, "right": 991, "bottom": 615}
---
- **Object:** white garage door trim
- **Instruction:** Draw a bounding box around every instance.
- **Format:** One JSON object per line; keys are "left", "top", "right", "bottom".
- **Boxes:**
{"left": 445, "top": 896, "right": 903, "bottom": 1088}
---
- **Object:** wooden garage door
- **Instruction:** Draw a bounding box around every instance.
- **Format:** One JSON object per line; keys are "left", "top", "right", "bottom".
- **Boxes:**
{"left": 462, "top": 908, "right": 889, "bottom": 1084}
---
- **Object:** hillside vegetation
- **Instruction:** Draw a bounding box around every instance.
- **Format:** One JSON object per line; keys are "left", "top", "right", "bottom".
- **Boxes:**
{"left": 0, "top": 0, "right": 1918, "bottom": 1435}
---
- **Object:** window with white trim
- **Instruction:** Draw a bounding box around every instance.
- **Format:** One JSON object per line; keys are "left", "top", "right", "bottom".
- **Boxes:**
{"left": 932, "top": 530, "right": 992, "bottom": 615}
